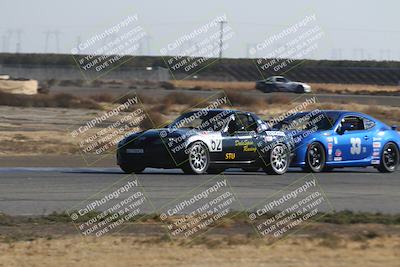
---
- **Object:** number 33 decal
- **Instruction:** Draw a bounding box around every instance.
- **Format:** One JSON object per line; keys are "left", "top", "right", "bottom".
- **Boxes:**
{"left": 350, "top": 137, "right": 362, "bottom": 155}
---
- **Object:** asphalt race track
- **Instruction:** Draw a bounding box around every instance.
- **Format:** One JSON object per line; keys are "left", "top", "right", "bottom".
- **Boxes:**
{"left": 0, "top": 166, "right": 399, "bottom": 216}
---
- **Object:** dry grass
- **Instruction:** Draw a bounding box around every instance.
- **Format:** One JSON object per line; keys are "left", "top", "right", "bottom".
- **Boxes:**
{"left": 0, "top": 235, "right": 399, "bottom": 267}
{"left": 171, "top": 80, "right": 400, "bottom": 95}
{"left": 0, "top": 92, "right": 102, "bottom": 110}
{"left": 311, "top": 83, "right": 400, "bottom": 95}
{"left": 172, "top": 80, "right": 255, "bottom": 90}
{"left": 140, "top": 109, "right": 166, "bottom": 130}
{"left": 162, "top": 92, "right": 203, "bottom": 107}
{"left": 88, "top": 93, "right": 114, "bottom": 103}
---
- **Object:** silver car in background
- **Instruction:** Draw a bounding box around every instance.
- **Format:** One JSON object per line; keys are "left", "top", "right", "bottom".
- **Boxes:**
{"left": 256, "top": 76, "right": 312, "bottom": 93}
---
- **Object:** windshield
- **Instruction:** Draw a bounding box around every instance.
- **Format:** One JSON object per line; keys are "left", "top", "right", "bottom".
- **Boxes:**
{"left": 275, "top": 111, "right": 340, "bottom": 131}
{"left": 169, "top": 110, "right": 232, "bottom": 132}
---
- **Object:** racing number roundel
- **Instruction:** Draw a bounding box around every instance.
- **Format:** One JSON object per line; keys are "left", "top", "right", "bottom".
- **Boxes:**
{"left": 210, "top": 139, "right": 222, "bottom": 152}
{"left": 350, "top": 137, "right": 362, "bottom": 155}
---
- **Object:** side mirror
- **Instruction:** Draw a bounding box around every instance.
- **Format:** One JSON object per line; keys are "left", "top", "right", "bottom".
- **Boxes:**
{"left": 337, "top": 126, "right": 344, "bottom": 135}
{"left": 392, "top": 125, "right": 398, "bottom": 131}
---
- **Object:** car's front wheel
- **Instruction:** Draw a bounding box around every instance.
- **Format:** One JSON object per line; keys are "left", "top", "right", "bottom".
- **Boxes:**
{"left": 119, "top": 164, "right": 145, "bottom": 174}
{"left": 263, "top": 143, "right": 290, "bottom": 175}
{"left": 304, "top": 142, "right": 326, "bottom": 173}
{"left": 377, "top": 142, "right": 399, "bottom": 173}
{"left": 295, "top": 85, "right": 305, "bottom": 93}
{"left": 181, "top": 141, "right": 210, "bottom": 174}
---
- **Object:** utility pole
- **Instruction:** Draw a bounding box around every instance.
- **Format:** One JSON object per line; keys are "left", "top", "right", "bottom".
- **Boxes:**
{"left": 16, "top": 29, "right": 22, "bottom": 53}
{"left": 246, "top": 43, "right": 256, "bottom": 58}
{"left": 1, "top": 35, "right": 7, "bottom": 53}
{"left": 144, "top": 35, "right": 152, "bottom": 56}
{"left": 44, "top": 31, "right": 50, "bottom": 53}
{"left": 218, "top": 20, "right": 227, "bottom": 59}
{"left": 5, "top": 29, "right": 13, "bottom": 52}
{"left": 53, "top": 30, "right": 60, "bottom": 53}
{"left": 76, "top": 35, "right": 82, "bottom": 54}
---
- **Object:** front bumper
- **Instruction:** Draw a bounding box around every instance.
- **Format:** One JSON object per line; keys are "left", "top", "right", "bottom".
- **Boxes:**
{"left": 117, "top": 138, "right": 186, "bottom": 168}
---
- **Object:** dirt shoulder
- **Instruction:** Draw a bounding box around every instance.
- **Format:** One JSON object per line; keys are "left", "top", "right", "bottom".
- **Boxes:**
{"left": 0, "top": 220, "right": 399, "bottom": 267}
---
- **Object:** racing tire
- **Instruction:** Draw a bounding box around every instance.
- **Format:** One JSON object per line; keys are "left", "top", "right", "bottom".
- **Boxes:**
{"left": 119, "top": 164, "right": 145, "bottom": 174}
{"left": 295, "top": 85, "right": 305, "bottom": 94}
{"left": 181, "top": 141, "right": 210, "bottom": 174}
{"left": 242, "top": 167, "right": 261, "bottom": 172}
{"left": 377, "top": 142, "right": 399, "bottom": 173}
{"left": 262, "top": 143, "right": 290, "bottom": 175}
{"left": 304, "top": 142, "right": 326, "bottom": 173}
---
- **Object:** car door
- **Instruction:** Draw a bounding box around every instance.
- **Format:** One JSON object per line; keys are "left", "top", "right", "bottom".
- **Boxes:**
{"left": 222, "top": 113, "right": 258, "bottom": 162}
{"left": 333, "top": 115, "right": 373, "bottom": 161}
{"left": 274, "top": 77, "right": 287, "bottom": 91}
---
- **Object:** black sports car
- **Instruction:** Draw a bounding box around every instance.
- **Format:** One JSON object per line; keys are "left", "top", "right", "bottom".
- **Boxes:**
{"left": 117, "top": 109, "right": 292, "bottom": 175}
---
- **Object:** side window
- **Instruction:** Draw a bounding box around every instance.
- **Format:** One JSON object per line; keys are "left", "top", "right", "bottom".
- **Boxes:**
{"left": 363, "top": 118, "right": 376, "bottom": 130}
{"left": 276, "top": 77, "right": 285, "bottom": 82}
{"left": 340, "top": 116, "right": 365, "bottom": 132}
{"left": 236, "top": 114, "right": 258, "bottom": 132}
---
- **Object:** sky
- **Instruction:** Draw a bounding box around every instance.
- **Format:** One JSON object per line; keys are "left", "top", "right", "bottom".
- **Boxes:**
{"left": 0, "top": 0, "right": 399, "bottom": 60}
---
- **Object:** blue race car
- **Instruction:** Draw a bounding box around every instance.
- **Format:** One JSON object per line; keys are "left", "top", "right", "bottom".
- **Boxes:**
{"left": 274, "top": 110, "right": 400, "bottom": 173}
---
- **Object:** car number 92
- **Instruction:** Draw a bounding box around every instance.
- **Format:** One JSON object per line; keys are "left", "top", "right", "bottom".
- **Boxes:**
{"left": 210, "top": 139, "right": 222, "bottom": 152}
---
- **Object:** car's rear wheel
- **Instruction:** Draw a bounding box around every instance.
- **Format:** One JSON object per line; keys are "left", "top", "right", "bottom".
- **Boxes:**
{"left": 304, "top": 142, "right": 326, "bottom": 172}
{"left": 119, "top": 164, "right": 145, "bottom": 174}
{"left": 377, "top": 142, "right": 399, "bottom": 173}
{"left": 181, "top": 141, "right": 210, "bottom": 174}
{"left": 263, "top": 143, "right": 289, "bottom": 175}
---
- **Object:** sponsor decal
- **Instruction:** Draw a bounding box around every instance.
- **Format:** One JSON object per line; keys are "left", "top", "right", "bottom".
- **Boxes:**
{"left": 326, "top": 137, "right": 333, "bottom": 142}
{"left": 235, "top": 140, "right": 254, "bottom": 146}
{"left": 243, "top": 146, "right": 257, "bottom": 152}
{"left": 126, "top": 148, "right": 144, "bottom": 154}
{"left": 373, "top": 151, "right": 380, "bottom": 157}
{"left": 334, "top": 137, "right": 338, "bottom": 144}
{"left": 225, "top": 152, "right": 236, "bottom": 160}
{"left": 373, "top": 137, "right": 382, "bottom": 141}
{"left": 362, "top": 147, "right": 367, "bottom": 153}
{"left": 266, "top": 131, "right": 286, "bottom": 136}
{"left": 265, "top": 136, "right": 274, "bottom": 142}
{"left": 371, "top": 159, "right": 380, "bottom": 164}
{"left": 235, "top": 140, "right": 256, "bottom": 152}
{"left": 335, "top": 149, "right": 342, "bottom": 157}
{"left": 334, "top": 157, "right": 342, "bottom": 161}
{"left": 373, "top": 142, "right": 381, "bottom": 148}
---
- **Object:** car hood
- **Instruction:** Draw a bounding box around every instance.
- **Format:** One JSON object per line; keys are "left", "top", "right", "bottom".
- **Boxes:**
{"left": 125, "top": 128, "right": 202, "bottom": 142}
{"left": 288, "top": 81, "right": 310, "bottom": 88}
